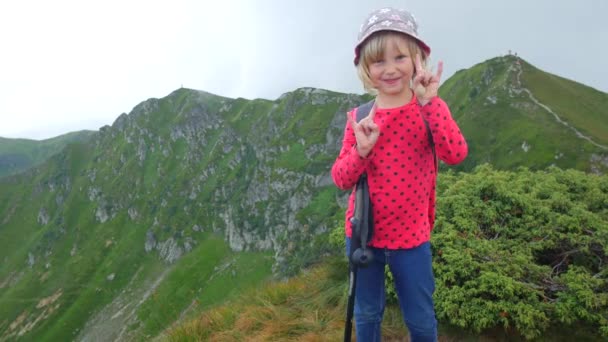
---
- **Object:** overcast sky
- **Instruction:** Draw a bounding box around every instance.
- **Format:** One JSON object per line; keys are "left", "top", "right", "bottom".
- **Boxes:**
{"left": 1, "top": 0, "right": 606, "bottom": 140}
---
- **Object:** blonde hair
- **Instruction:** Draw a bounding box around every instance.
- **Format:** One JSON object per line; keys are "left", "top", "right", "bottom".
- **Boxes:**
{"left": 356, "top": 31, "right": 428, "bottom": 94}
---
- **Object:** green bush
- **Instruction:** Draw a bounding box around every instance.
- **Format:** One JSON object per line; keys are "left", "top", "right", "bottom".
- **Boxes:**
{"left": 330, "top": 165, "right": 608, "bottom": 339}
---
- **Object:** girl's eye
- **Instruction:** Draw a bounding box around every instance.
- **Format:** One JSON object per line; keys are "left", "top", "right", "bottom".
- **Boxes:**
{"left": 396, "top": 55, "right": 407, "bottom": 61}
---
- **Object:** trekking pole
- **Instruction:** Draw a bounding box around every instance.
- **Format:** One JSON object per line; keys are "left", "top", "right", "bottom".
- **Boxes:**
{"left": 344, "top": 174, "right": 373, "bottom": 342}
{"left": 344, "top": 259, "right": 358, "bottom": 342}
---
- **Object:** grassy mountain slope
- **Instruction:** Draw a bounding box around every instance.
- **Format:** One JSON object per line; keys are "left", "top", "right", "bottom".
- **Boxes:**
{"left": 0, "top": 87, "right": 366, "bottom": 341}
{"left": 0, "top": 151, "right": 274, "bottom": 341}
{"left": 0, "top": 130, "right": 96, "bottom": 178}
{"left": 521, "top": 62, "right": 608, "bottom": 144}
{"left": 440, "top": 55, "right": 608, "bottom": 173}
{"left": 165, "top": 258, "right": 410, "bottom": 341}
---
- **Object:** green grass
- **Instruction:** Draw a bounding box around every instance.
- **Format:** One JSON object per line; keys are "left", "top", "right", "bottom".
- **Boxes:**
{"left": 32, "top": 217, "right": 150, "bottom": 340}
{"left": 226, "top": 98, "right": 275, "bottom": 136}
{"left": 296, "top": 186, "right": 341, "bottom": 225}
{"left": 274, "top": 143, "right": 308, "bottom": 170}
{"left": 163, "top": 258, "right": 354, "bottom": 342}
{"left": 135, "top": 234, "right": 273, "bottom": 338}
{"left": 440, "top": 55, "right": 607, "bottom": 173}
{"left": 521, "top": 61, "right": 608, "bottom": 144}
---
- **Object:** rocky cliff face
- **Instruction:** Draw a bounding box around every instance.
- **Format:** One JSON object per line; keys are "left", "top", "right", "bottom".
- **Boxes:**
{"left": 32, "top": 88, "right": 366, "bottom": 272}
{"left": 0, "top": 87, "right": 366, "bottom": 340}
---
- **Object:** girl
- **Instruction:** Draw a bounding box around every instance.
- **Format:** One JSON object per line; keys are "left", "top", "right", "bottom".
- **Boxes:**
{"left": 331, "top": 7, "right": 468, "bottom": 342}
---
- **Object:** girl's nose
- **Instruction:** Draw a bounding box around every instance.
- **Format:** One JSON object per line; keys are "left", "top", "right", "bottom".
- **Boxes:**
{"left": 385, "top": 63, "right": 397, "bottom": 74}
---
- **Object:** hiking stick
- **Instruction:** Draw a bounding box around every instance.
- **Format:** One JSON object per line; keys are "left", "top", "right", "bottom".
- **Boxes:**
{"left": 344, "top": 174, "right": 370, "bottom": 341}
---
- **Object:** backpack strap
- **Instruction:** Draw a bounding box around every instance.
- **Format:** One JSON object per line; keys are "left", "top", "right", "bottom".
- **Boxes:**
{"left": 355, "top": 100, "right": 375, "bottom": 123}
{"left": 355, "top": 100, "right": 437, "bottom": 171}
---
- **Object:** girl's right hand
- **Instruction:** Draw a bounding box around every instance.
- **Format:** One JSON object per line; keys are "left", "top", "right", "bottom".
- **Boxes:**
{"left": 347, "top": 103, "right": 380, "bottom": 158}
{"left": 413, "top": 54, "right": 443, "bottom": 106}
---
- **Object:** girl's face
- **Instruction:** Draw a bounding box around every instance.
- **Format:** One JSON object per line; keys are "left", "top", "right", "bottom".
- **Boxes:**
{"left": 368, "top": 35, "right": 415, "bottom": 99}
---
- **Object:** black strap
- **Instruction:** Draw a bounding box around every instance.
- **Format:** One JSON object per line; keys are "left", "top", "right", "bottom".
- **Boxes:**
{"left": 356, "top": 100, "right": 375, "bottom": 122}
{"left": 351, "top": 173, "right": 371, "bottom": 247}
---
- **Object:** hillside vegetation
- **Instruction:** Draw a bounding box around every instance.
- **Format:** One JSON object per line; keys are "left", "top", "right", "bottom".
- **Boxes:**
{"left": 171, "top": 166, "right": 608, "bottom": 341}
{"left": 0, "top": 131, "right": 96, "bottom": 178}
{"left": 0, "top": 55, "right": 606, "bottom": 341}
{"left": 0, "top": 87, "right": 364, "bottom": 341}
{"left": 440, "top": 55, "right": 608, "bottom": 173}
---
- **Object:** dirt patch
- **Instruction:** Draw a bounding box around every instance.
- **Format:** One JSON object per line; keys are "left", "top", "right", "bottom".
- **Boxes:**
{"left": 36, "top": 289, "right": 63, "bottom": 309}
{"left": 40, "top": 271, "right": 51, "bottom": 282}
{"left": 76, "top": 265, "right": 172, "bottom": 342}
{"left": 9, "top": 311, "right": 28, "bottom": 332}
{"left": 3, "top": 290, "right": 63, "bottom": 340}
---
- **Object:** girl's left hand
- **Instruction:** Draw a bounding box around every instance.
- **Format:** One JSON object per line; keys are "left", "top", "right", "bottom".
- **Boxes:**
{"left": 413, "top": 54, "right": 443, "bottom": 106}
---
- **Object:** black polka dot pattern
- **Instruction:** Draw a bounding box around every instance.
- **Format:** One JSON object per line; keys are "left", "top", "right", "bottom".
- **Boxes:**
{"left": 331, "top": 96, "right": 468, "bottom": 249}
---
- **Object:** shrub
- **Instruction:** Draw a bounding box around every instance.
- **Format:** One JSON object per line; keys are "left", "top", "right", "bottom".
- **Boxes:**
{"left": 330, "top": 165, "right": 608, "bottom": 339}
{"left": 434, "top": 165, "right": 607, "bottom": 339}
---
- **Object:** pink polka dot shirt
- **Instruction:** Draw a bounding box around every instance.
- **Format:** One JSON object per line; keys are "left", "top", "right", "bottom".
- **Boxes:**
{"left": 331, "top": 95, "right": 468, "bottom": 249}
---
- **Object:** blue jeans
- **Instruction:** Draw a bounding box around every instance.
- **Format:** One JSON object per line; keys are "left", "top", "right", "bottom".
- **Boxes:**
{"left": 346, "top": 238, "right": 438, "bottom": 342}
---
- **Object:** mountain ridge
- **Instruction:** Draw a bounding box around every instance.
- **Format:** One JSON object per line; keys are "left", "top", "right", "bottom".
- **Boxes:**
{"left": 440, "top": 54, "right": 608, "bottom": 173}
{"left": 0, "top": 130, "right": 96, "bottom": 178}
{"left": 1, "top": 54, "right": 607, "bottom": 340}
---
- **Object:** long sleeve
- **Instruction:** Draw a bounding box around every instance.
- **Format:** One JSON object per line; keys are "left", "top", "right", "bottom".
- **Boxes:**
{"left": 331, "top": 110, "right": 374, "bottom": 190}
{"left": 420, "top": 97, "right": 468, "bottom": 165}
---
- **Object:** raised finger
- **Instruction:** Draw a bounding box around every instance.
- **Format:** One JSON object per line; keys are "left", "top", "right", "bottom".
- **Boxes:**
{"left": 435, "top": 61, "right": 444, "bottom": 81}
{"left": 367, "top": 102, "right": 377, "bottom": 121}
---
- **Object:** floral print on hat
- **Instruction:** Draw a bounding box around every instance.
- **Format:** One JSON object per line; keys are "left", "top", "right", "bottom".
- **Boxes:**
{"left": 354, "top": 7, "right": 431, "bottom": 65}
